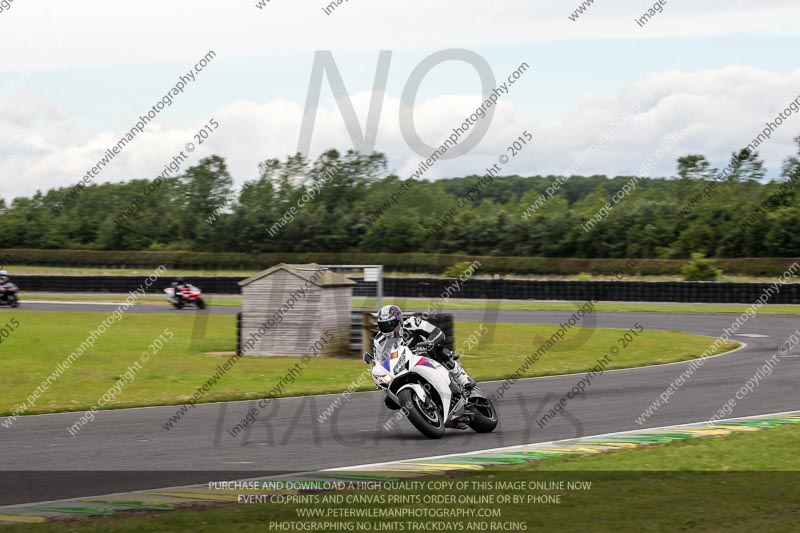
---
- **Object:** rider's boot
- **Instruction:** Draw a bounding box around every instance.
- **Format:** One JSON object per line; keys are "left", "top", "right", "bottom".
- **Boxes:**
{"left": 448, "top": 360, "right": 475, "bottom": 390}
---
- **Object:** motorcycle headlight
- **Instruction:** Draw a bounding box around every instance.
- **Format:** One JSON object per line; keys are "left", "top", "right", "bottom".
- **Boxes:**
{"left": 377, "top": 374, "right": 392, "bottom": 386}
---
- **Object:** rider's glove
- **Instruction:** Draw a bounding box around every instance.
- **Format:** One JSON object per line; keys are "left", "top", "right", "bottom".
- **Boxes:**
{"left": 416, "top": 341, "right": 434, "bottom": 353}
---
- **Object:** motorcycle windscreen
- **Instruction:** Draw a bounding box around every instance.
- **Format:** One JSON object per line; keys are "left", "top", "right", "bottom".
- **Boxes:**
{"left": 375, "top": 337, "right": 403, "bottom": 361}
{"left": 375, "top": 337, "right": 404, "bottom": 372}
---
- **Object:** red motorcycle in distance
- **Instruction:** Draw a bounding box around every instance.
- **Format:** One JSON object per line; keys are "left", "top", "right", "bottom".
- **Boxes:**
{"left": 164, "top": 285, "right": 206, "bottom": 310}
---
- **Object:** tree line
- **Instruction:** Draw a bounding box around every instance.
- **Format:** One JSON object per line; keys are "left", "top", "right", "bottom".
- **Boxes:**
{"left": 1, "top": 137, "right": 800, "bottom": 259}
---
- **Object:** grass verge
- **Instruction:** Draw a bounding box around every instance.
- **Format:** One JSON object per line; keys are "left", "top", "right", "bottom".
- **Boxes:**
{"left": 0, "top": 311, "right": 735, "bottom": 416}
{"left": 18, "top": 293, "right": 800, "bottom": 314}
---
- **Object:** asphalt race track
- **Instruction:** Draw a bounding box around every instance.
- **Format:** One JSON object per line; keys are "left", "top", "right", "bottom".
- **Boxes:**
{"left": 2, "top": 302, "right": 798, "bottom": 505}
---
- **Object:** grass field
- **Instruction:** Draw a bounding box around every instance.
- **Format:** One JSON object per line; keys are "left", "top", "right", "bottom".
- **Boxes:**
{"left": 18, "top": 292, "right": 800, "bottom": 314}
{"left": 9, "top": 421, "right": 798, "bottom": 532}
{"left": 0, "top": 311, "right": 736, "bottom": 416}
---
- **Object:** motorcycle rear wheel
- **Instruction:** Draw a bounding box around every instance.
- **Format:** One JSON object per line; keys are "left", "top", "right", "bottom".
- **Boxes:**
{"left": 398, "top": 388, "right": 445, "bottom": 439}
{"left": 468, "top": 396, "right": 498, "bottom": 433}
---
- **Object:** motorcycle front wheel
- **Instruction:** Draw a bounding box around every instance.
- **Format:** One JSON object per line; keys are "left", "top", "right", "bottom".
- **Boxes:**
{"left": 8, "top": 295, "right": 18, "bottom": 308}
{"left": 195, "top": 298, "right": 206, "bottom": 310}
{"left": 397, "top": 388, "right": 445, "bottom": 439}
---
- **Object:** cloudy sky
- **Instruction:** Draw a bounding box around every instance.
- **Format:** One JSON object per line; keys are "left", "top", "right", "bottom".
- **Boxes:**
{"left": 1, "top": 0, "right": 799, "bottom": 199}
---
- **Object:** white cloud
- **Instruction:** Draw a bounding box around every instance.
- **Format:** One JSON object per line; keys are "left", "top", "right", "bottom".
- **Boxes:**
{"left": 0, "top": 91, "right": 64, "bottom": 128}
{"left": 527, "top": 65, "right": 800, "bottom": 178}
{"left": 2, "top": 64, "right": 800, "bottom": 200}
{"left": 2, "top": 0, "right": 799, "bottom": 200}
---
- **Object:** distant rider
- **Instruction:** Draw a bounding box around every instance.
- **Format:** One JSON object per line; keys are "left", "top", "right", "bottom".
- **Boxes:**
{"left": 171, "top": 277, "right": 190, "bottom": 301}
{"left": 376, "top": 304, "right": 475, "bottom": 390}
{"left": 0, "top": 270, "right": 9, "bottom": 285}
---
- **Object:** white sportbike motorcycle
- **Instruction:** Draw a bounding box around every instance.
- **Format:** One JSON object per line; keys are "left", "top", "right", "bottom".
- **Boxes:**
{"left": 364, "top": 336, "right": 498, "bottom": 439}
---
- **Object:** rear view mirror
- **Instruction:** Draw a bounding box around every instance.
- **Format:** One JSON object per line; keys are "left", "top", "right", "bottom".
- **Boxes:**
{"left": 363, "top": 352, "right": 374, "bottom": 365}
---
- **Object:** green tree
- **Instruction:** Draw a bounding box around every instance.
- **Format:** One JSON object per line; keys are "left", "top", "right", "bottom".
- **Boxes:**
{"left": 681, "top": 253, "right": 722, "bottom": 281}
{"left": 728, "top": 148, "right": 766, "bottom": 182}
{"left": 677, "top": 154, "right": 715, "bottom": 180}
{"left": 178, "top": 156, "right": 233, "bottom": 246}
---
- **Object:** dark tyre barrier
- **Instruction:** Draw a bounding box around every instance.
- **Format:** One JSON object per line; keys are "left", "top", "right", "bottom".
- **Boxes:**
{"left": 14, "top": 275, "right": 800, "bottom": 304}
{"left": 14, "top": 276, "right": 241, "bottom": 294}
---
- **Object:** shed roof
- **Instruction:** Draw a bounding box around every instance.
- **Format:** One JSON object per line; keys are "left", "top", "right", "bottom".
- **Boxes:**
{"left": 238, "top": 263, "right": 357, "bottom": 288}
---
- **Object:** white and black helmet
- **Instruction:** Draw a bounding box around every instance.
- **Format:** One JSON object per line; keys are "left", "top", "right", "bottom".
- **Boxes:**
{"left": 377, "top": 304, "right": 404, "bottom": 337}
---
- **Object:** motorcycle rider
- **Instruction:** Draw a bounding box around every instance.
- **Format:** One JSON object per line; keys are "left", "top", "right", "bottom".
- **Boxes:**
{"left": 0, "top": 269, "right": 18, "bottom": 307}
{"left": 376, "top": 304, "right": 475, "bottom": 390}
{"left": 170, "top": 277, "right": 190, "bottom": 303}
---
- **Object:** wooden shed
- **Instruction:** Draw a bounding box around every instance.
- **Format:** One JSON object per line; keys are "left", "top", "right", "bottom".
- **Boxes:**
{"left": 238, "top": 263, "right": 355, "bottom": 357}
